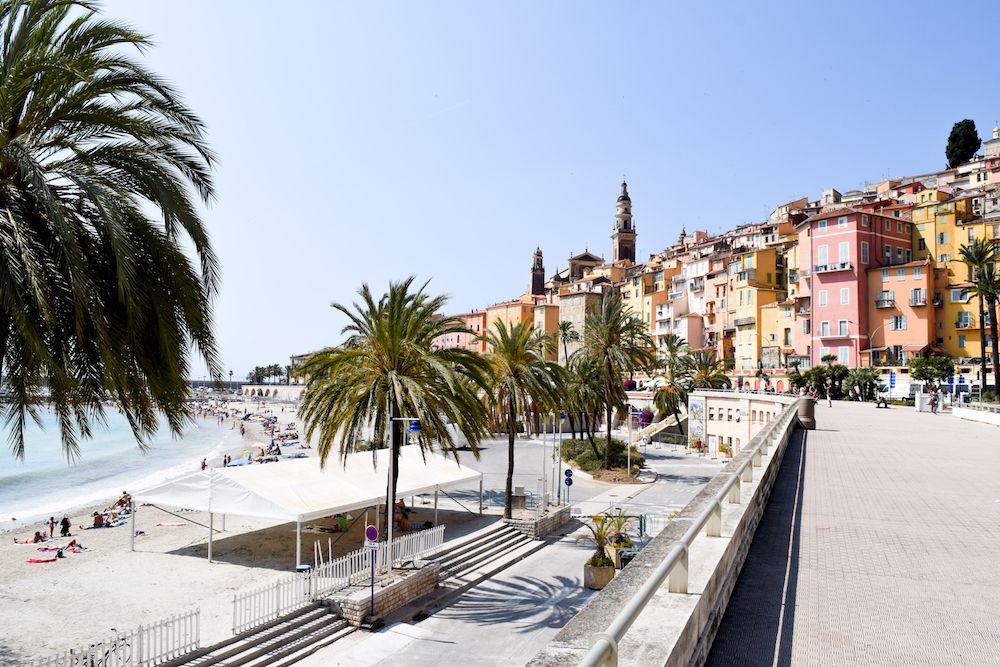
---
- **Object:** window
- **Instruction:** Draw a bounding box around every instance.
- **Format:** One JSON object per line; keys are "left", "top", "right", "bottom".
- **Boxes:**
{"left": 838, "top": 216, "right": 847, "bottom": 228}
{"left": 884, "top": 244, "right": 892, "bottom": 261}
{"left": 951, "top": 288, "right": 968, "bottom": 302}
{"left": 820, "top": 346, "right": 831, "bottom": 358}
{"left": 840, "top": 288, "right": 849, "bottom": 304}
{"left": 766, "top": 272, "right": 772, "bottom": 284}
{"left": 958, "top": 334, "right": 967, "bottom": 348}
{"left": 802, "top": 319, "right": 811, "bottom": 334}
{"left": 897, "top": 268, "right": 906, "bottom": 281}
{"left": 818, "top": 244, "right": 829, "bottom": 265}
{"left": 906, "top": 224, "right": 911, "bottom": 233}
{"left": 784, "top": 328, "right": 792, "bottom": 345}
{"left": 885, "top": 220, "right": 891, "bottom": 231}
{"left": 896, "top": 247, "right": 904, "bottom": 261}
{"left": 708, "top": 407, "right": 714, "bottom": 421}
{"left": 838, "top": 346, "right": 850, "bottom": 365}
{"left": 861, "top": 241, "right": 869, "bottom": 264}
{"left": 914, "top": 266, "right": 922, "bottom": 278}
{"left": 918, "top": 238, "right": 926, "bottom": 251}
{"left": 881, "top": 269, "right": 889, "bottom": 283}
{"left": 940, "top": 253, "right": 950, "bottom": 263}
{"left": 820, "top": 321, "right": 830, "bottom": 337}
{"left": 861, "top": 215, "right": 869, "bottom": 227}
{"left": 890, "top": 315, "right": 907, "bottom": 330}
{"left": 818, "top": 290, "right": 828, "bottom": 306}
{"left": 727, "top": 409, "right": 733, "bottom": 421}
{"left": 897, "top": 221, "right": 903, "bottom": 233}
{"left": 937, "top": 232, "right": 947, "bottom": 244}
{"left": 957, "top": 311, "right": 972, "bottom": 327}
{"left": 911, "top": 288, "right": 926, "bottom": 304}
{"left": 838, "top": 242, "right": 849, "bottom": 263}
{"left": 905, "top": 249, "right": 912, "bottom": 262}
{"left": 838, "top": 320, "right": 848, "bottom": 336}
{"left": 818, "top": 219, "right": 827, "bottom": 229}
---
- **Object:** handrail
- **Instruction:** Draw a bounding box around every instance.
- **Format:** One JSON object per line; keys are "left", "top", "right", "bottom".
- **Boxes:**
{"left": 579, "top": 398, "right": 800, "bottom": 667}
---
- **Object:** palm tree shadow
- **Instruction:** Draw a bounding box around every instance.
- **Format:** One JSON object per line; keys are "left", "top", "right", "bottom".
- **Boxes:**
{"left": 433, "top": 574, "right": 593, "bottom": 632}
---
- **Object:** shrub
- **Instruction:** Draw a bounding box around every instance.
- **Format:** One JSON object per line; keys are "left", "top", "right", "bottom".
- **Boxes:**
{"left": 587, "top": 553, "right": 614, "bottom": 567}
{"left": 983, "top": 391, "right": 998, "bottom": 403}
{"left": 561, "top": 437, "right": 644, "bottom": 472}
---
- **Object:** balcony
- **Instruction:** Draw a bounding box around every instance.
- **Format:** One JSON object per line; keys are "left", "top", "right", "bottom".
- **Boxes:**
{"left": 668, "top": 289, "right": 684, "bottom": 299}
{"left": 933, "top": 295, "right": 944, "bottom": 307}
{"left": 818, "top": 330, "right": 849, "bottom": 339}
{"left": 734, "top": 316, "right": 755, "bottom": 326}
{"left": 735, "top": 269, "right": 757, "bottom": 283}
{"left": 955, "top": 318, "right": 976, "bottom": 330}
{"left": 813, "top": 261, "right": 853, "bottom": 274}
{"left": 910, "top": 296, "right": 928, "bottom": 307}
{"left": 787, "top": 272, "right": 800, "bottom": 283}
{"left": 875, "top": 297, "right": 895, "bottom": 308}
{"left": 689, "top": 278, "right": 705, "bottom": 292}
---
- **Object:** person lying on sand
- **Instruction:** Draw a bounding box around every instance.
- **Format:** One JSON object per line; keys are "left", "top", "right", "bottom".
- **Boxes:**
{"left": 91, "top": 512, "right": 104, "bottom": 528}
{"left": 15, "top": 531, "right": 47, "bottom": 544}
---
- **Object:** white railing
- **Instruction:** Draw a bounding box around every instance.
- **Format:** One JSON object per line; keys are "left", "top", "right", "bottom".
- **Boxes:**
{"left": 579, "top": 398, "right": 800, "bottom": 667}
{"left": 30, "top": 609, "right": 200, "bottom": 667}
{"left": 232, "top": 525, "right": 445, "bottom": 634}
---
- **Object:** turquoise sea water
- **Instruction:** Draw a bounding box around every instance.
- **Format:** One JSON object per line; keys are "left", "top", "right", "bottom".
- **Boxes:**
{"left": 0, "top": 409, "right": 243, "bottom": 524}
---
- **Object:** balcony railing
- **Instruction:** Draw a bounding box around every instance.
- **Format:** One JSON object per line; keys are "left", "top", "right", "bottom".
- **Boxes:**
{"left": 875, "top": 297, "right": 895, "bottom": 308}
{"left": 955, "top": 318, "right": 976, "bottom": 329}
{"left": 668, "top": 289, "right": 684, "bottom": 299}
{"left": 818, "top": 330, "right": 849, "bottom": 338}
{"left": 689, "top": 278, "right": 705, "bottom": 291}
{"left": 734, "top": 316, "right": 755, "bottom": 326}
{"left": 735, "top": 269, "right": 757, "bottom": 282}
{"left": 933, "top": 295, "right": 944, "bottom": 307}
{"left": 787, "top": 273, "right": 799, "bottom": 283}
{"left": 910, "top": 296, "right": 928, "bottom": 306}
{"left": 813, "top": 261, "right": 853, "bottom": 274}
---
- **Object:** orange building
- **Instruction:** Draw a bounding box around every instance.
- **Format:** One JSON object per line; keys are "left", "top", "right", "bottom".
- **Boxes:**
{"left": 864, "top": 259, "right": 936, "bottom": 365}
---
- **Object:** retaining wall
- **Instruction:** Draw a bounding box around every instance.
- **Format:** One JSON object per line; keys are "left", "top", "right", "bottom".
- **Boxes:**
{"left": 504, "top": 504, "right": 572, "bottom": 539}
{"left": 328, "top": 563, "right": 440, "bottom": 627}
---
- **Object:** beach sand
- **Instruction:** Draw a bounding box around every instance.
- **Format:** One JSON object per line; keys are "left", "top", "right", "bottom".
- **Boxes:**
{"left": 0, "top": 402, "right": 493, "bottom": 664}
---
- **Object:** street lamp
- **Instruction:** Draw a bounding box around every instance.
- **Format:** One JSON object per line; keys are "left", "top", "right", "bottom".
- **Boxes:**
{"left": 386, "top": 417, "right": 421, "bottom": 558}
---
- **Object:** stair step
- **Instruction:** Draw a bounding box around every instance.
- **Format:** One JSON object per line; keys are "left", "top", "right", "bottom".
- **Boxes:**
{"left": 434, "top": 527, "right": 523, "bottom": 570}
{"left": 267, "top": 624, "right": 356, "bottom": 667}
{"left": 423, "top": 521, "right": 509, "bottom": 563}
{"left": 441, "top": 533, "right": 532, "bottom": 579}
{"left": 441, "top": 537, "right": 545, "bottom": 590}
{"left": 233, "top": 618, "right": 350, "bottom": 667}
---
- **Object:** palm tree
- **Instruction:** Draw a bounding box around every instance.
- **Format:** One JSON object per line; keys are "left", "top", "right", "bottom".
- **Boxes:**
{"left": 0, "top": 1, "right": 220, "bottom": 459}
{"left": 556, "top": 320, "right": 579, "bottom": 365}
{"left": 683, "top": 351, "right": 732, "bottom": 390}
{"left": 650, "top": 334, "right": 689, "bottom": 435}
{"left": 962, "top": 260, "right": 1000, "bottom": 391}
{"left": 960, "top": 238, "right": 998, "bottom": 390}
{"left": 565, "top": 353, "right": 604, "bottom": 457}
{"left": 580, "top": 297, "right": 653, "bottom": 469}
{"left": 484, "top": 320, "right": 562, "bottom": 518}
{"left": 297, "top": 278, "right": 492, "bottom": 533}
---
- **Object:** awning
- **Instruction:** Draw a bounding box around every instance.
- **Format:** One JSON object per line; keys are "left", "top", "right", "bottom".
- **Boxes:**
{"left": 862, "top": 347, "right": 888, "bottom": 353}
{"left": 903, "top": 344, "right": 929, "bottom": 350}
{"left": 133, "top": 445, "right": 482, "bottom": 523}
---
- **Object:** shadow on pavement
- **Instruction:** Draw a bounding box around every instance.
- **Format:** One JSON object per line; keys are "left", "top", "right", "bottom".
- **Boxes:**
{"left": 705, "top": 429, "right": 807, "bottom": 667}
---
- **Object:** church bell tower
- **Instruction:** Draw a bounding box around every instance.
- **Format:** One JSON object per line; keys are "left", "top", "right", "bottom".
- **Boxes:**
{"left": 531, "top": 247, "right": 545, "bottom": 295}
{"left": 611, "top": 180, "right": 637, "bottom": 264}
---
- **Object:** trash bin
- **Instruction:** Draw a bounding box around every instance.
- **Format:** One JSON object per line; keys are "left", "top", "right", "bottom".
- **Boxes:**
{"left": 619, "top": 548, "right": 639, "bottom": 568}
{"left": 295, "top": 564, "right": 312, "bottom": 574}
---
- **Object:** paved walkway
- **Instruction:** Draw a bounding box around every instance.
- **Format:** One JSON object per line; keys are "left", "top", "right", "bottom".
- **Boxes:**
{"left": 707, "top": 401, "right": 1000, "bottom": 667}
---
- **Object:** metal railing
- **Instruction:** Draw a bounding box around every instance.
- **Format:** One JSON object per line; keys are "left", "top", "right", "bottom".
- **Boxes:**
{"left": 31, "top": 609, "right": 200, "bottom": 667}
{"left": 579, "top": 398, "right": 799, "bottom": 667}
{"left": 232, "top": 525, "right": 445, "bottom": 634}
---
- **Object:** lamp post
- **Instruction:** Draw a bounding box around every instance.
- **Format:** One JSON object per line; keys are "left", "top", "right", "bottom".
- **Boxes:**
{"left": 387, "top": 417, "right": 421, "bottom": 565}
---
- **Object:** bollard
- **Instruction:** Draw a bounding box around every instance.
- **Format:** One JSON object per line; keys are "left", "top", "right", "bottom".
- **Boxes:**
{"left": 797, "top": 396, "right": 816, "bottom": 430}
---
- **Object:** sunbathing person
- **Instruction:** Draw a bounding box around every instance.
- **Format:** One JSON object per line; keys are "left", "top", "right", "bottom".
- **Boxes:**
{"left": 91, "top": 512, "right": 105, "bottom": 528}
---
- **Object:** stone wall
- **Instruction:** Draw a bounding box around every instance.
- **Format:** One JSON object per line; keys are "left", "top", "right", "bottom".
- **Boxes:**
{"left": 504, "top": 504, "right": 571, "bottom": 539}
{"left": 328, "top": 563, "right": 440, "bottom": 627}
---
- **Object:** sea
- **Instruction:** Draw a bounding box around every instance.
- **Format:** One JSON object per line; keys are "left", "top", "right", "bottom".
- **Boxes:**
{"left": 0, "top": 408, "right": 245, "bottom": 527}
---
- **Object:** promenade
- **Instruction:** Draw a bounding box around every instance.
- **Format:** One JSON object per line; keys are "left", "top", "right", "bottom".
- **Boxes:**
{"left": 707, "top": 401, "right": 1000, "bottom": 667}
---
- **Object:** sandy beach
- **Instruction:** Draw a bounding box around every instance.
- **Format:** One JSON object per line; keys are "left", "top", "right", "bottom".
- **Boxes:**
{"left": 0, "top": 399, "right": 494, "bottom": 665}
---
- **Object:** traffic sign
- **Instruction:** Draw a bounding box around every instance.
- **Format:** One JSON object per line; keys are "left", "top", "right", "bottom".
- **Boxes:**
{"left": 889, "top": 370, "right": 896, "bottom": 388}
{"left": 564, "top": 477, "right": 573, "bottom": 487}
{"left": 564, "top": 469, "right": 573, "bottom": 478}
{"left": 364, "top": 525, "right": 378, "bottom": 542}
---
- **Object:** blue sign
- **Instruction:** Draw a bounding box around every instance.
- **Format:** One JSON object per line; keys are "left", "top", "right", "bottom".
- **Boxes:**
{"left": 889, "top": 370, "right": 896, "bottom": 388}
{"left": 365, "top": 525, "right": 378, "bottom": 542}
{"left": 958, "top": 375, "right": 966, "bottom": 384}
{"left": 564, "top": 477, "right": 573, "bottom": 487}
{"left": 564, "top": 469, "right": 573, "bottom": 478}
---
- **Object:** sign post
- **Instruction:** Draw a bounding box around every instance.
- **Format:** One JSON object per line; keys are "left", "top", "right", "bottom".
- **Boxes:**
{"left": 889, "top": 370, "right": 896, "bottom": 402}
{"left": 564, "top": 469, "right": 573, "bottom": 505}
{"left": 364, "top": 525, "right": 378, "bottom": 618}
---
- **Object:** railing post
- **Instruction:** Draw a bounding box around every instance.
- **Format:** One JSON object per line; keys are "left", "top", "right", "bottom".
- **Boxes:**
{"left": 667, "top": 544, "right": 688, "bottom": 593}
{"left": 728, "top": 477, "right": 741, "bottom": 503}
{"left": 707, "top": 500, "right": 723, "bottom": 537}
{"left": 593, "top": 632, "right": 619, "bottom": 667}
{"left": 752, "top": 448, "right": 762, "bottom": 467}
{"left": 741, "top": 463, "right": 753, "bottom": 483}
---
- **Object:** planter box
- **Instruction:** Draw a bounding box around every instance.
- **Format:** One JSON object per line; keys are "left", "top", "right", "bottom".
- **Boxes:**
{"left": 583, "top": 564, "right": 615, "bottom": 590}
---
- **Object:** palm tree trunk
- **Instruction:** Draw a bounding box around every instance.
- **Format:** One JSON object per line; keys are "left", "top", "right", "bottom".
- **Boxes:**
{"left": 989, "top": 297, "right": 1000, "bottom": 393}
{"left": 583, "top": 414, "right": 600, "bottom": 458}
{"left": 385, "top": 401, "right": 402, "bottom": 537}
{"left": 672, "top": 405, "right": 685, "bottom": 436}
{"left": 568, "top": 413, "right": 577, "bottom": 440}
{"left": 604, "top": 358, "right": 614, "bottom": 470}
{"left": 979, "top": 297, "right": 988, "bottom": 389}
{"left": 504, "top": 399, "right": 516, "bottom": 519}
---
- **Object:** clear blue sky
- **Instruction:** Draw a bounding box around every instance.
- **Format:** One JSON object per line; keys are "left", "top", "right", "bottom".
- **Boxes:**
{"left": 100, "top": 0, "right": 1000, "bottom": 380}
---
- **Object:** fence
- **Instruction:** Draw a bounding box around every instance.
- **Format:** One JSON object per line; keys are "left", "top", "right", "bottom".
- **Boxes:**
{"left": 30, "top": 609, "right": 200, "bottom": 667}
{"left": 232, "top": 525, "right": 445, "bottom": 634}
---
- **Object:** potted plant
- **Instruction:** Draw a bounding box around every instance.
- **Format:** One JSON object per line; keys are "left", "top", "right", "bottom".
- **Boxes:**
{"left": 581, "top": 518, "right": 616, "bottom": 589}
{"left": 718, "top": 441, "right": 732, "bottom": 460}
{"left": 604, "top": 511, "right": 635, "bottom": 568}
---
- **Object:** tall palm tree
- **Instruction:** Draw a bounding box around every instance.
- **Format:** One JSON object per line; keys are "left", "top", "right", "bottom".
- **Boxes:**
{"left": 565, "top": 352, "right": 604, "bottom": 457}
{"left": 960, "top": 238, "right": 995, "bottom": 388}
{"left": 683, "top": 351, "right": 732, "bottom": 389}
{"left": 580, "top": 297, "right": 653, "bottom": 469}
{"left": 556, "top": 319, "right": 579, "bottom": 365}
{"left": 484, "top": 320, "right": 562, "bottom": 519}
{"left": 962, "top": 259, "right": 1000, "bottom": 391}
{"left": 0, "top": 1, "right": 220, "bottom": 459}
{"left": 297, "top": 278, "right": 492, "bottom": 533}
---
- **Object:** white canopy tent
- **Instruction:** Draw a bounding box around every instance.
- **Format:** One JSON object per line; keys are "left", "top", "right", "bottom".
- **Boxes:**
{"left": 132, "top": 445, "right": 484, "bottom": 565}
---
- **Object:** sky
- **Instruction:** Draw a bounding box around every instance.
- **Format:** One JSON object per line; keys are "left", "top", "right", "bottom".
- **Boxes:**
{"left": 98, "top": 0, "right": 1000, "bottom": 381}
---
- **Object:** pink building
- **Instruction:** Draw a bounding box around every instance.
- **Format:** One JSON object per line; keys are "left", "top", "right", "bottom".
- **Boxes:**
{"left": 795, "top": 208, "right": 913, "bottom": 367}
{"left": 431, "top": 311, "right": 487, "bottom": 352}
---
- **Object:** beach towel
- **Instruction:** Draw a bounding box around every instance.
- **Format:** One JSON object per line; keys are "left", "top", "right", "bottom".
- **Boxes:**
{"left": 26, "top": 557, "right": 57, "bottom": 563}
{"left": 156, "top": 522, "right": 187, "bottom": 527}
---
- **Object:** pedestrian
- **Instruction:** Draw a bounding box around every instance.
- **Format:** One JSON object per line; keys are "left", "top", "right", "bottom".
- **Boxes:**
{"left": 200, "top": 458, "right": 207, "bottom": 471}
{"left": 929, "top": 387, "right": 939, "bottom": 415}
{"left": 825, "top": 380, "right": 833, "bottom": 407}
{"left": 59, "top": 516, "right": 71, "bottom": 537}
{"left": 47, "top": 516, "right": 55, "bottom": 539}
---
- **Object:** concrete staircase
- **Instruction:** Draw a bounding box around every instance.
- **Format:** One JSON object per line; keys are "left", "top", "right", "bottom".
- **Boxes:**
{"left": 424, "top": 521, "right": 546, "bottom": 598}
{"left": 167, "top": 602, "right": 354, "bottom": 667}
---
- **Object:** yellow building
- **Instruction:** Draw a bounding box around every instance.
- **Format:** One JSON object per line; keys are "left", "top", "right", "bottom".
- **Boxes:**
{"left": 911, "top": 196, "right": 991, "bottom": 358}
{"left": 728, "top": 247, "right": 787, "bottom": 370}
{"left": 759, "top": 300, "right": 796, "bottom": 369}
{"left": 532, "top": 303, "right": 560, "bottom": 361}
{"left": 485, "top": 297, "right": 536, "bottom": 350}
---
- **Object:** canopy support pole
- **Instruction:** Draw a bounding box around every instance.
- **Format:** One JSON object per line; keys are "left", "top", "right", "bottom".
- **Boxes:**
{"left": 130, "top": 502, "right": 136, "bottom": 552}
{"left": 221, "top": 514, "right": 225, "bottom": 532}
{"left": 433, "top": 487, "right": 439, "bottom": 526}
{"left": 479, "top": 475, "right": 484, "bottom": 515}
{"left": 295, "top": 521, "right": 302, "bottom": 567}
{"left": 208, "top": 512, "right": 213, "bottom": 563}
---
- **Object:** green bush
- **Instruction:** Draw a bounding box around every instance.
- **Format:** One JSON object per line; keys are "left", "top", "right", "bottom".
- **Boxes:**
{"left": 983, "top": 391, "right": 998, "bottom": 403}
{"left": 587, "top": 553, "right": 614, "bottom": 567}
{"left": 562, "top": 437, "right": 644, "bottom": 472}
